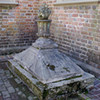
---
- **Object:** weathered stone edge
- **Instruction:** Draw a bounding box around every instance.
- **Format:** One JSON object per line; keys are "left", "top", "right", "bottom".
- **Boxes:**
{"left": 70, "top": 57, "right": 100, "bottom": 77}
{"left": 7, "top": 60, "right": 45, "bottom": 100}
{"left": 0, "top": 2, "right": 18, "bottom": 5}
{"left": 7, "top": 59, "right": 95, "bottom": 100}
{"left": 54, "top": 0, "right": 99, "bottom": 6}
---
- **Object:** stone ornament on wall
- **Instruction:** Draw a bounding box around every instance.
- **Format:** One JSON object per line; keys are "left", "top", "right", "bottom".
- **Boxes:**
{"left": 54, "top": 0, "right": 99, "bottom": 5}
{"left": 38, "top": 3, "right": 51, "bottom": 20}
{"left": 0, "top": 0, "right": 15, "bottom": 1}
{"left": 0, "top": 0, "right": 18, "bottom": 5}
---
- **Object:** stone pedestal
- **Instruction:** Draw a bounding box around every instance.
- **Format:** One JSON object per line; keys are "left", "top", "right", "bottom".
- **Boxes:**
{"left": 36, "top": 20, "right": 51, "bottom": 38}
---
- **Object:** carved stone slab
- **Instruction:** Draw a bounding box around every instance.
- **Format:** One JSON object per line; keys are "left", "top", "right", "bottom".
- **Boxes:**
{"left": 8, "top": 59, "right": 94, "bottom": 100}
{"left": 7, "top": 3, "right": 95, "bottom": 100}
{"left": 14, "top": 39, "right": 84, "bottom": 84}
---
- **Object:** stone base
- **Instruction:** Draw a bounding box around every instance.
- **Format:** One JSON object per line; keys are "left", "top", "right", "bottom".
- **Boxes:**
{"left": 7, "top": 60, "right": 94, "bottom": 100}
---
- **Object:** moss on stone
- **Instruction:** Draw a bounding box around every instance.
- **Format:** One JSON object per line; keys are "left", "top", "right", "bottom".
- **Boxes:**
{"left": 47, "top": 64, "right": 55, "bottom": 71}
{"left": 36, "top": 82, "right": 47, "bottom": 88}
{"left": 7, "top": 62, "right": 12, "bottom": 69}
{"left": 11, "top": 64, "right": 42, "bottom": 100}
{"left": 19, "top": 64, "right": 24, "bottom": 69}
{"left": 53, "top": 75, "right": 82, "bottom": 83}
{"left": 43, "top": 89, "right": 49, "bottom": 100}
{"left": 57, "top": 91, "right": 64, "bottom": 95}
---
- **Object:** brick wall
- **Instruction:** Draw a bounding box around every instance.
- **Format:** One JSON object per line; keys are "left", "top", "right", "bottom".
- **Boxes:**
{"left": 0, "top": 0, "right": 39, "bottom": 55}
{"left": 39, "top": 0, "right": 100, "bottom": 69}
{"left": 0, "top": 0, "right": 100, "bottom": 69}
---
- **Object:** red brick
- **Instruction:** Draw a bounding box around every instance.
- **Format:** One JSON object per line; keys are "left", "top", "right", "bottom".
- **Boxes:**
{"left": 72, "top": 14, "right": 78, "bottom": 17}
{"left": 0, "top": 0, "right": 100, "bottom": 69}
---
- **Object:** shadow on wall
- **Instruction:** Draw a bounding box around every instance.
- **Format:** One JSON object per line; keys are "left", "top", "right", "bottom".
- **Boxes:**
{"left": 87, "top": 50, "right": 100, "bottom": 68}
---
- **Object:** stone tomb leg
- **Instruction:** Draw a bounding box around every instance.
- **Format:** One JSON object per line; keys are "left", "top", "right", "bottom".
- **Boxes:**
{"left": 8, "top": 4, "right": 95, "bottom": 100}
